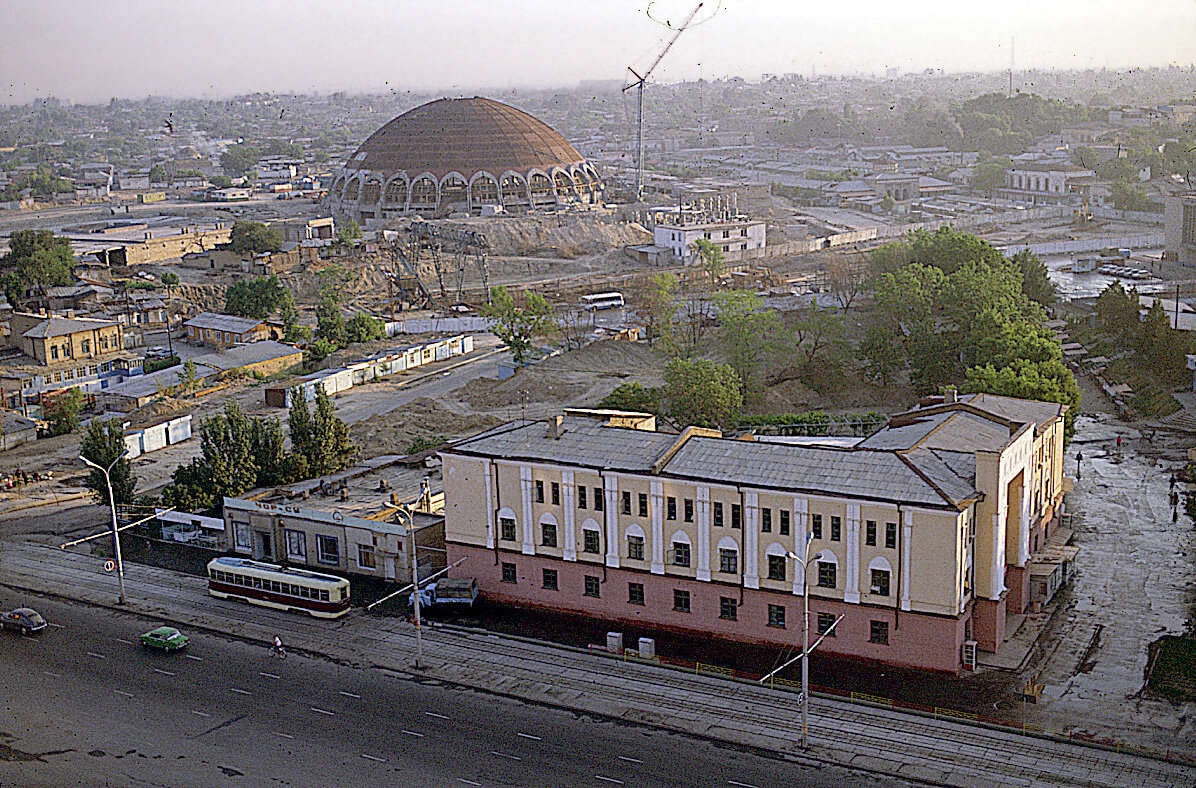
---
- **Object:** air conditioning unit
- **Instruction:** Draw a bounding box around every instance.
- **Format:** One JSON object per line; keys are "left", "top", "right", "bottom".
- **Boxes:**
{"left": 962, "top": 639, "right": 978, "bottom": 670}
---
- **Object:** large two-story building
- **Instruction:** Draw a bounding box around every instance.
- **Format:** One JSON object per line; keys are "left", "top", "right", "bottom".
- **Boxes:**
{"left": 441, "top": 393, "right": 1070, "bottom": 674}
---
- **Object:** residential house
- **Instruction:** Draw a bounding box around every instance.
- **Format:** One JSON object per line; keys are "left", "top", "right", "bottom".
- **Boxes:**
{"left": 184, "top": 312, "right": 271, "bottom": 346}
{"left": 653, "top": 219, "right": 766, "bottom": 264}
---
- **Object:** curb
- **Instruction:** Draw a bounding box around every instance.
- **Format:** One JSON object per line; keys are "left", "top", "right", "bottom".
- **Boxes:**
{"left": 0, "top": 491, "right": 91, "bottom": 515}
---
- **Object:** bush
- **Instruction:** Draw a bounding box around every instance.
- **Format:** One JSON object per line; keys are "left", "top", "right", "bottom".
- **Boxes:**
{"left": 144, "top": 355, "right": 180, "bottom": 374}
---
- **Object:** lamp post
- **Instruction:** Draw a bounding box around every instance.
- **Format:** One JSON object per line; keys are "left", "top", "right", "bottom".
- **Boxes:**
{"left": 1075, "top": 451, "right": 1083, "bottom": 481}
{"left": 788, "top": 533, "right": 826, "bottom": 750}
{"left": 396, "top": 506, "right": 424, "bottom": 669}
{"left": 80, "top": 451, "right": 128, "bottom": 605}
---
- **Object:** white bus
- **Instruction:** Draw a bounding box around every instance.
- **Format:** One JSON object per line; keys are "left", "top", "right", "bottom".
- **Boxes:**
{"left": 580, "top": 292, "right": 625, "bottom": 311}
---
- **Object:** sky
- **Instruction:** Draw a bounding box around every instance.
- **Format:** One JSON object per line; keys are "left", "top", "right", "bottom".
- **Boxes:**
{"left": 1, "top": 0, "right": 1194, "bottom": 105}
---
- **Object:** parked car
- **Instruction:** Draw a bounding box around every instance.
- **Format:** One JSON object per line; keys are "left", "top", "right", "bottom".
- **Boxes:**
{"left": 139, "top": 626, "right": 189, "bottom": 651}
{"left": 2, "top": 607, "right": 47, "bottom": 634}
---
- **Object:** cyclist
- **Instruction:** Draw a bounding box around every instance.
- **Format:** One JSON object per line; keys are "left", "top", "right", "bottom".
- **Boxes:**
{"left": 272, "top": 635, "right": 284, "bottom": 657}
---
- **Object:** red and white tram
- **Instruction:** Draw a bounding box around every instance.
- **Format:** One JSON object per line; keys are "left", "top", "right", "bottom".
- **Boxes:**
{"left": 207, "top": 557, "right": 350, "bottom": 619}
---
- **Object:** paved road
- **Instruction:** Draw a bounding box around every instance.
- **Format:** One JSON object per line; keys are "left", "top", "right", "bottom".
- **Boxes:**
{"left": 0, "top": 594, "right": 901, "bottom": 788}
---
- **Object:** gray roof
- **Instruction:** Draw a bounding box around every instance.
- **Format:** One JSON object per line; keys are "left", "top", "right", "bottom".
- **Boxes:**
{"left": 183, "top": 312, "right": 266, "bottom": 334}
{"left": 957, "top": 393, "right": 1065, "bottom": 432}
{"left": 105, "top": 362, "right": 220, "bottom": 399}
{"left": 21, "top": 316, "right": 118, "bottom": 339}
{"left": 196, "top": 340, "right": 301, "bottom": 371}
{"left": 451, "top": 416, "right": 679, "bottom": 473}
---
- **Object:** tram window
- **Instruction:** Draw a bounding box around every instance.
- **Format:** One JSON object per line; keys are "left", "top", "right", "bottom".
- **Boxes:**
{"left": 234, "top": 574, "right": 243, "bottom": 586}
{"left": 339, "top": 588, "right": 347, "bottom": 602}
{"left": 289, "top": 584, "right": 299, "bottom": 596}
{"left": 269, "top": 581, "right": 279, "bottom": 593}
{"left": 252, "top": 577, "right": 262, "bottom": 589}
{"left": 320, "top": 590, "right": 330, "bottom": 602}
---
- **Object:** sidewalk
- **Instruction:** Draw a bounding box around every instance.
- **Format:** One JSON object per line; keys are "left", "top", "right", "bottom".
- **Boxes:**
{"left": 2, "top": 540, "right": 1193, "bottom": 788}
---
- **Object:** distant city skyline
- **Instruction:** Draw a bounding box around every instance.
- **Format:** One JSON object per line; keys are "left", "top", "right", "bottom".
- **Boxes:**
{"left": 1, "top": 0, "right": 1194, "bottom": 105}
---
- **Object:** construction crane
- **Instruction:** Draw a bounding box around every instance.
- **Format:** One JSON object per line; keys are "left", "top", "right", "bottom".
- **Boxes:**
{"left": 623, "top": 2, "right": 704, "bottom": 202}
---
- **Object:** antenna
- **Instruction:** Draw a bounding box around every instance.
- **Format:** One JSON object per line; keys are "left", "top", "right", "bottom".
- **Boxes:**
{"left": 623, "top": 2, "right": 704, "bottom": 202}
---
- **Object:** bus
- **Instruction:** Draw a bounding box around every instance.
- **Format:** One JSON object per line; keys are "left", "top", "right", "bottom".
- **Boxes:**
{"left": 206, "top": 557, "right": 350, "bottom": 619}
{"left": 580, "top": 292, "right": 625, "bottom": 311}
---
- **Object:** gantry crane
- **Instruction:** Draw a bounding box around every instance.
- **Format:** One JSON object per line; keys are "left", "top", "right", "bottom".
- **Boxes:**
{"left": 623, "top": 2, "right": 704, "bottom": 202}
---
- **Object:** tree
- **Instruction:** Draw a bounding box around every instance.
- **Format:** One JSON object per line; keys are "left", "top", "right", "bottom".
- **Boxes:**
{"left": 714, "top": 290, "right": 782, "bottom": 400}
{"left": 0, "top": 229, "right": 76, "bottom": 308}
{"left": 317, "top": 262, "right": 358, "bottom": 304}
{"left": 1095, "top": 281, "right": 1140, "bottom": 339}
{"left": 289, "top": 387, "right": 356, "bottom": 477}
{"left": 826, "top": 254, "right": 867, "bottom": 311}
{"left": 160, "top": 402, "right": 259, "bottom": 513}
{"left": 910, "top": 226, "right": 1005, "bottom": 274}
{"left": 315, "top": 297, "right": 346, "bottom": 347}
{"left": 80, "top": 418, "right": 137, "bottom": 506}
{"left": 1011, "top": 250, "right": 1055, "bottom": 308}
{"left": 176, "top": 359, "right": 198, "bottom": 393}
{"left": 335, "top": 219, "right": 362, "bottom": 246}
{"left": 148, "top": 164, "right": 167, "bottom": 184}
{"left": 632, "top": 273, "right": 678, "bottom": 348}
{"left": 867, "top": 240, "right": 913, "bottom": 279}
{"left": 278, "top": 293, "right": 303, "bottom": 342}
{"left": 227, "top": 220, "right": 283, "bottom": 254}
{"left": 599, "top": 382, "right": 661, "bottom": 413}
{"left": 482, "top": 285, "right": 555, "bottom": 365}
{"left": 224, "top": 274, "right": 289, "bottom": 319}
{"left": 693, "top": 239, "right": 725, "bottom": 285}
{"left": 663, "top": 358, "right": 743, "bottom": 429}
{"left": 210, "top": 174, "right": 233, "bottom": 189}
{"left": 344, "top": 313, "right": 384, "bottom": 344}
{"left": 787, "top": 303, "right": 848, "bottom": 374}
{"left": 858, "top": 323, "right": 903, "bottom": 387}
{"left": 962, "top": 359, "right": 1080, "bottom": 443}
{"left": 160, "top": 271, "right": 179, "bottom": 294}
{"left": 46, "top": 388, "right": 85, "bottom": 436}
{"left": 1109, "top": 181, "right": 1152, "bottom": 212}
{"left": 969, "top": 161, "right": 1008, "bottom": 194}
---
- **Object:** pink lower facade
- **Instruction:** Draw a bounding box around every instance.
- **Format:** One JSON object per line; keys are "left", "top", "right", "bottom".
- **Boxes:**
{"left": 449, "top": 542, "right": 971, "bottom": 674}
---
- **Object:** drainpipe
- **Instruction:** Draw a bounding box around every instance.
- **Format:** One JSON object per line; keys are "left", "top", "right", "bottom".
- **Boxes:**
{"left": 491, "top": 459, "right": 500, "bottom": 566}
{"left": 599, "top": 469, "right": 608, "bottom": 584}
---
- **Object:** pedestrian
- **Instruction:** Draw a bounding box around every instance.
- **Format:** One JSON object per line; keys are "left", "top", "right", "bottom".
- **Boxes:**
{"left": 1171, "top": 473, "right": 1178, "bottom": 490}
{"left": 1116, "top": 435, "right": 1122, "bottom": 451}
{"left": 1170, "top": 490, "right": 1180, "bottom": 508}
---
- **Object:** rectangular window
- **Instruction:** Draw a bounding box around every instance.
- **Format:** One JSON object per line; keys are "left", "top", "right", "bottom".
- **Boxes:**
{"left": 234, "top": 522, "right": 250, "bottom": 550}
{"left": 817, "top": 612, "right": 837, "bottom": 637}
{"left": 831, "top": 516, "right": 841, "bottom": 542}
{"left": 761, "top": 508, "right": 772, "bottom": 532}
{"left": 871, "top": 569, "right": 891, "bottom": 596}
{"left": 780, "top": 510, "right": 790, "bottom": 535}
{"left": 500, "top": 517, "right": 517, "bottom": 542}
{"left": 870, "top": 620, "right": 890, "bottom": 645}
{"left": 594, "top": 487, "right": 603, "bottom": 511}
{"left": 719, "top": 597, "right": 738, "bottom": 620}
{"left": 551, "top": 482, "right": 560, "bottom": 505}
{"left": 357, "top": 544, "right": 376, "bottom": 570}
{"left": 666, "top": 497, "right": 677, "bottom": 520}
{"left": 583, "top": 529, "right": 600, "bottom": 554}
{"left": 584, "top": 575, "right": 600, "bottom": 597}
{"left": 817, "top": 561, "right": 836, "bottom": 588}
{"left": 885, "top": 521, "right": 897, "bottom": 549}
{"left": 812, "top": 514, "right": 823, "bottom": 539}
{"left": 316, "top": 535, "right": 339, "bottom": 565}
{"left": 542, "top": 568, "right": 558, "bottom": 590}
{"left": 81, "top": 339, "right": 90, "bottom": 354}
{"left": 628, "top": 582, "right": 645, "bottom": 605}
{"left": 578, "top": 485, "right": 587, "bottom": 509}
{"left": 535, "top": 480, "right": 544, "bottom": 503}
{"left": 719, "top": 548, "right": 738, "bottom": 574}
{"left": 638, "top": 493, "right": 649, "bottom": 518}
{"left": 673, "top": 589, "right": 691, "bottom": 613}
{"left": 501, "top": 562, "right": 517, "bottom": 583}
{"left": 51, "top": 345, "right": 59, "bottom": 360}
{"left": 730, "top": 503, "right": 742, "bottom": 529}
{"left": 767, "top": 554, "right": 786, "bottom": 581}
{"left": 713, "top": 502, "right": 724, "bottom": 528}
{"left": 767, "top": 604, "right": 786, "bottom": 629}
{"left": 865, "top": 520, "right": 877, "bottom": 546}
{"left": 285, "top": 529, "right": 306, "bottom": 560}
{"left": 628, "top": 535, "right": 644, "bottom": 561}
{"left": 541, "top": 522, "right": 557, "bottom": 548}
{"left": 621, "top": 491, "right": 631, "bottom": 515}
{"left": 672, "top": 541, "right": 691, "bottom": 568}
{"left": 684, "top": 498, "right": 694, "bottom": 522}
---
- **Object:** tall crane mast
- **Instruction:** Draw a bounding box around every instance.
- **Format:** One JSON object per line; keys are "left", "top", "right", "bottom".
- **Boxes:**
{"left": 623, "top": 2, "right": 703, "bottom": 202}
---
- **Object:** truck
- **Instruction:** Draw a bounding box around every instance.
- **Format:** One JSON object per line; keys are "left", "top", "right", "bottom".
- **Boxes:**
{"left": 410, "top": 578, "right": 479, "bottom": 609}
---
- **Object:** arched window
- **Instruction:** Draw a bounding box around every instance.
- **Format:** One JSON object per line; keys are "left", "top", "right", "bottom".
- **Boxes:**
{"left": 500, "top": 174, "right": 526, "bottom": 203}
{"left": 360, "top": 179, "right": 381, "bottom": 205}
{"left": 496, "top": 506, "right": 518, "bottom": 543}
{"left": 528, "top": 172, "right": 552, "bottom": 199}
{"left": 625, "top": 523, "right": 646, "bottom": 561}
{"left": 717, "top": 535, "right": 739, "bottom": 575}
{"left": 471, "top": 174, "right": 499, "bottom": 205}
{"left": 539, "top": 512, "right": 559, "bottom": 549}
{"left": 440, "top": 174, "right": 468, "bottom": 208}
{"left": 343, "top": 178, "right": 361, "bottom": 201}
{"left": 410, "top": 176, "right": 437, "bottom": 207}
{"left": 384, "top": 178, "right": 408, "bottom": 205}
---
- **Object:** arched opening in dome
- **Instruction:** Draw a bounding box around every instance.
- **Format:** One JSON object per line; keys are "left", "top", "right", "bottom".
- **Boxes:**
{"left": 383, "top": 177, "right": 408, "bottom": 206}
{"left": 500, "top": 174, "right": 527, "bottom": 206}
{"left": 470, "top": 174, "right": 499, "bottom": 207}
{"left": 410, "top": 176, "right": 438, "bottom": 209}
{"left": 331, "top": 176, "right": 345, "bottom": 199}
{"left": 553, "top": 169, "right": 577, "bottom": 198}
{"left": 528, "top": 172, "right": 553, "bottom": 203}
{"left": 344, "top": 177, "right": 361, "bottom": 201}
{"left": 440, "top": 173, "right": 468, "bottom": 213}
{"left": 360, "top": 179, "right": 381, "bottom": 206}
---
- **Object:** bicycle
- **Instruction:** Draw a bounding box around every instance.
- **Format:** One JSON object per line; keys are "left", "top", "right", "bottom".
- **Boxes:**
{"left": 269, "top": 644, "right": 287, "bottom": 659}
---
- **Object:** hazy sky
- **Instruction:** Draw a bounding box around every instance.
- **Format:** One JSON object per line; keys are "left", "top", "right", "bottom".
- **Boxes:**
{"left": 2, "top": 0, "right": 1194, "bottom": 104}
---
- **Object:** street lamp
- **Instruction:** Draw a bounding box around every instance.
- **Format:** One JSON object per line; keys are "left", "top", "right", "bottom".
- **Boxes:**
{"left": 80, "top": 451, "right": 129, "bottom": 605}
{"left": 395, "top": 506, "right": 424, "bottom": 669}
{"left": 1075, "top": 451, "right": 1083, "bottom": 481}
{"left": 788, "top": 532, "right": 826, "bottom": 750}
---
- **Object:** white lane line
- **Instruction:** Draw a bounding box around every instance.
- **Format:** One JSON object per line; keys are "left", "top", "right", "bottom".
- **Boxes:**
{"left": 230, "top": 688, "right": 251, "bottom": 695}
{"left": 185, "top": 654, "right": 203, "bottom": 661}
{"left": 48, "top": 623, "right": 64, "bottom": 629}
{"left": 399, "top": 729, "right": 424, "bottom": 738}
{"left": 595, "top": 777, "right": 624, "bottom": 785}
{"left": 115, "top": 638, "right": 132, "bottom": 645}
{"left": 361, "top": 754, "right": 386, "bottom": 763}
{"left": 339, "top": 691, "right": 361, "bottom": 699}
{"left": 22, "top": 635, "right": 38, "bottom": 641}
{"left": 728, "top": 782, "right": 760, "bottom": 788}
{"left": 457, "top": 780, "right": 481, "bottom": 786}
{"left": 617, "top": 756, "right": 643, "bottom": 764}
{"left": 191, "top": 711, "right": 210, "bottom": 718}
{"left": 153, "top": 668, "right": 176, "bottom": 676}
{"left": 424, "top": 711, "right": 449, "bottom": 719}
{"left": 516, "top": 732, "right": 541, "bottom": 741}
{"left": 87, "top": 651, "right": 105, "bottom": 659}
{"left": 489, "top": 751, "right": 522, "bottom": 761}
{"left": 274, "top": 732, "right": 294, "bottom": 739}
{"left": 114, "top": 690, "right": 134, "bottom": 697}
{"left": 259, "top": 671, "right": 280, "bottom": 679}
{"left": 310, "top": 707, "right": 335, "bottom": 716}
{"left": 43, "top": 671, "right": 62, "bottom": 678}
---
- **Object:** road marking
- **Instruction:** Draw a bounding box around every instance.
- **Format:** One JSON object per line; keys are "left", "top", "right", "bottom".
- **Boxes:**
{"left": 490, "top": 751, "right": 521, "bottom": 761}
{"left": 185, "top": 654, "right": 203, "bottom": 661}
{"left": 457, "top": 780, "right": 481, "bottom": 786}
{"left": 424, "top": 711, "right": 449, "bottom": 719}
{"left": 191, "top": 711, "right": 210, "bottom": 718}
{"left": 153, "top": 668, "right": 176, "bottom": 676}
{"left": 617, "top": 756, "right": 643, "bottom": 764}
{"left": 595, "top": 777, "right": 624, "bottom": 785}
{"left": 339, "top": 691, "right": 361, "bottom": 699}
{"left": 274, "top": 732, "right": 294, "bottom": 739}
{"left": 114, "top": 690, "right": 134, "bottom": 697}
{"left": 259, "top": 671, "right": 280, "bottom": 679}
{"left": 87, "top": 651, "right": 105, "bottom": 659}
{"left": 516, "top": 732, "right": 541, "bottom": 741}
{"left": 230, "top": 688, "right": 251, "bottom": 695}
{"left": 728, "top": 782, "right": 760, "bottom": 788}
{"left": 43, "top": 671, "right": 62, "bottom": 678}
{"left": 399, "top": 729, "right": 424, "bottom": 738}
{"left": 48, "top": 623, "right": 64, "bottom": 629}
{"left": 361, "top": 754, "right": 386, "bottom": 763}
{"left": 22, "top": 635, "right": 38, "bottom": 641}
{"left": 115, "top": 638, "right": 132, "bottom": 645}
{"left": 310, "top": 707, "right": 335, "bottom": 716}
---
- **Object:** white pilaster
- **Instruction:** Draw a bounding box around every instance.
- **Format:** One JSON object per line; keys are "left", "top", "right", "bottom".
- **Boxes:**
{"left": 484, "top": 459, "right": 494, "bottom": 549}
{"left": 844, "top": 503, "right": 861, "bottom": 604}
{"left": 900, "top": 518, "right": 912, "bottom": 612}
{"left": 697, "top": 486, "right": 711, "bottom": 581}
{"left": 743, "top": 489, "right": 759, "bottom": 590}
{"left": 604, "top": 476, "right": 620, "bottom": 568}
{"left": 650, "top": 480, "right": 664, "bottom": 575}
{"left": 792, "top": 495, "right": 808, "bottom": 595}
{"left": 520, "top": 465, "right": 534, "bottom": 555}
{"left": 562, "top": 470, "right": 576, "bottom": 561}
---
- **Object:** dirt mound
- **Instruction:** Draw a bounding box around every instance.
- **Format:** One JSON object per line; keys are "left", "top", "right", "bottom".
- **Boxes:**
{"left": 399, "top": 216, "right": 651, "bottom": 259}
{"left": 350, "top": 397, "right": 501, "bottom": 458}
{"left": 536, "top": 340, "right": 667, "bottom": 381}
{"left": 128, "top": 396, "right": 191, "bottom": 426}
{"left": 455, "top": 373, "right": 589, "bottom": 408}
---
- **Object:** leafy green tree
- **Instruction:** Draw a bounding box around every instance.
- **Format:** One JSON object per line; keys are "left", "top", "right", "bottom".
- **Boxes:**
{"left": 248, "top": 416, "right": 290, "bottom": 487}
{"left": 317, "top": 262, "right": 358, "bottom": 304}
{"left": 1109, "top": 181, "right": 1153, "bottom": 212}
{"left": 482, "top": 285, "right": 555, "bottom": 365}
{"left": 715, "top": 291, "right": 781, "bottom": 399}
{"left": 47, "top": 388, "right": 86, "bottom": 436}
{"left": 693, "top": 239, "right": 725, "bottom": 285}
{"left": 335, "top": 219, "right": 362, "bottom": 246}
{"left": 307, "top": 338, "right": 338, "bottom": 363}
{"left": 160, "top": 271, "right": 179, "bottom": 294}
{"left": 1095, "top": 281, "right": 1140, "bottom": 339}
{"left": 962, "top": 359, "right": 1080, "bottom": 442}
{"left": 148, "top": 164, "right": 167, "bottom": 184}
{"left": 278, "top": 294, "right": 303, "bottom": 342}
{"left": 344, "top": 313, "right": 384, "bottom": 344}
{"left": 1011, "top": 250, "right": 1055, "bottom": 307}
{"left": 910, "top": 226, "right": 1005, "bottom": 274}
{"left": 176, "top": 359, "right": 198, "bottom": 393}
{"left": 663, "top": 358, "right": 743, "bottom": 429}
{"left": 867, "top": 240, "right": 914, "bottom": 279}
{"left": 315, "top": 297, "right": 345, "bottom": 346}
{"left": 857, "top": 323, "right": 903, "bottom": 387}
{"left": 969, "top": 161, "right": 1008, "bottom": 194}
{"left": 210, "top": 174, "right": 233, "bottom": 189}
{"left": 228, "top": 220, "right": 283, "bottom": 254}
{"left": 161, "top": 402, "right": 260, "bottom": 513}
{"left": 80, "top": 418, "right": 137, "bottom": 506}
{"left": 288, "top": 387, "right": 356, "bottom": 477}
{"left": 0, "top": 229, "right": 76, "bottom": 308}
{"left": 632, "top": 273, "right": 678, "bottom": 348}
{"left": 224, "top": 274, "right": 289, "bottom": 319}
{"left": 599, "top": 382, "right": 661, "bottom": 413}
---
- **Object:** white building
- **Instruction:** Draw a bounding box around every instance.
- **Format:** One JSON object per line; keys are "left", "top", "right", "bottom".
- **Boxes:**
{"left": 255, "top": 157, "right": 301, "bottom": 183}
{"left": 1002, "top": 163, "right": 1096, "bottom": 205}
{"left": 653, "top": 219, "right": 766, "bottom": 265}
{"left": 1165, "top": 192, "right": 1196, "bottom": 267}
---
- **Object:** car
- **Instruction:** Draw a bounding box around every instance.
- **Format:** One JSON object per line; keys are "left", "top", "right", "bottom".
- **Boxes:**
{"left": 139, "top": 626, "right": 189, "bottom": 651}
{"left": 2, "top": 607, "right": 47, "bottom": 634}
